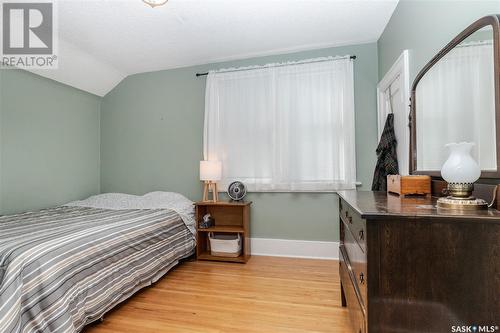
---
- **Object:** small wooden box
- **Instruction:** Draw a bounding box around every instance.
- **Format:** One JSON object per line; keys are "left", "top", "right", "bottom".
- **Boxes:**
{"left": 387, "top": 175, "right": 431, "bottom": 196}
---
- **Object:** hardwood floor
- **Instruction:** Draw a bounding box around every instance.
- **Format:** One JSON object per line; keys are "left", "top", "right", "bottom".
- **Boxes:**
{"left": 84, "top": 256, "right": 351, "bottom": 333}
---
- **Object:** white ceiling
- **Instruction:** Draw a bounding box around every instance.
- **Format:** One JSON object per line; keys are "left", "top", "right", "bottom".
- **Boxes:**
{"left": 30, "top": 0, "right": 398, "bottom": 96}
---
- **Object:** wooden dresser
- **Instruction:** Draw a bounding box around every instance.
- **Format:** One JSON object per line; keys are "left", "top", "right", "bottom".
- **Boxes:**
{"left": 338, "top": 190, "right": 500, "bottom": 333}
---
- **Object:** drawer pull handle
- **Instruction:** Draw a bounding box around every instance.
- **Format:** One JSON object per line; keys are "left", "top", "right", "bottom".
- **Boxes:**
{"left": 358, "top": 229, "right": 364, "bottom": 240}
{"left": 359, "top": 272, "right": 365, "bottom": 284}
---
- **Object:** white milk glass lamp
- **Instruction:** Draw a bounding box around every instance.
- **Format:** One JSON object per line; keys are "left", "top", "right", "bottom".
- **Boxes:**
{"left": 437, "top": 142, "right": 487, "bottom": 210}
{"left": 200, "top": 160, "right": 222, "bottom": 202}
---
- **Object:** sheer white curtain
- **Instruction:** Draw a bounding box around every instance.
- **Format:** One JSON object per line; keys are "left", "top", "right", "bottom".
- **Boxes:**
{"left": 204, "top": 57, "right": 356, "bottom": 192}
{"left": 417, "top": 41, "right": 496, "bottom": 171}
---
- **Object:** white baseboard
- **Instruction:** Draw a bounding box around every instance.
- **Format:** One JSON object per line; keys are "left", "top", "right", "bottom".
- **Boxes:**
{"left": 250, "top": 238, "right": 339, "bottom": 260}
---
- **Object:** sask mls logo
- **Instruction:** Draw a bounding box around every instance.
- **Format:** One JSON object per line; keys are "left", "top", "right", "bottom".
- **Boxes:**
{"left": 1, "top": 1, "right": 58, "bottom": 69}
{"left": 451, "top": 325, "right": 499, "bottom": 332}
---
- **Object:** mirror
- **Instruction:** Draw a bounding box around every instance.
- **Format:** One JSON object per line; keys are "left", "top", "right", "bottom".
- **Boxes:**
{"left": 411, "top": 15, "right": 500, "bottom": 178}
{"left": 417, "top": 27, "right": 495, "bottom": 171}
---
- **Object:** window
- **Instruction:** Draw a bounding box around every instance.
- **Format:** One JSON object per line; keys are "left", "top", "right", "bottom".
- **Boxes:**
{"left": 203, "top": 57, "right": 356, "bottom": 192}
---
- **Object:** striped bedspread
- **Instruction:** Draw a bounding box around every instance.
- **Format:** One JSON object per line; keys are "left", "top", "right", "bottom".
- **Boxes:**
{"left": 0, "top": 206, "right": 195, "bottom": 333}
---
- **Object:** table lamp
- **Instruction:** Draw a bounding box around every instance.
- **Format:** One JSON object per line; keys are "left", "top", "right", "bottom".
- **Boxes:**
{"left": 437, "top": 142, "right": 488, "bottom": 210}
{"left": 200, "top": 160, "right": 222, "bottom": 202}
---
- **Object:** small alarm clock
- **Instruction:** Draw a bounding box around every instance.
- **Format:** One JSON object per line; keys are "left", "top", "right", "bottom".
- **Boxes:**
{"left": 199, "top": 213, "right": 214, "bottom": 229}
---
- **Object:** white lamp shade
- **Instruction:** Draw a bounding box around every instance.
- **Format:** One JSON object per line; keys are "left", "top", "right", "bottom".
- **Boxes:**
{"left": 441, "top": 142, "right": 481, "bottom": 183}
{"left": 200, "top": 160, "right": 222, "bottom": 181}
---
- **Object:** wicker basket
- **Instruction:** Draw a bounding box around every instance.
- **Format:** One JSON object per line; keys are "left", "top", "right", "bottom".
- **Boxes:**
{"left": 209, "top": 233, "right": 242, "bottom": 257}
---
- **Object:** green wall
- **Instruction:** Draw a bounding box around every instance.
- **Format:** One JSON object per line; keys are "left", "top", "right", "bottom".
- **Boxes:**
{"left": 101, "top": 42, "right": 379, "bottom": 242}
{"left": 0, "top": 69, "right": 101, "bottom": 215}
{"left": 378, "top": 0, "right": 500, "bottom": 81}
{"left": 3, "top": 0, "right": 498, "bottom": 241}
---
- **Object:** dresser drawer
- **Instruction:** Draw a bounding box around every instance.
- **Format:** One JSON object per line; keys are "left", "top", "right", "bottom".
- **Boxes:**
{"left": 340, "top": 249, "right": 366, "bottom": 333}
{"left": 340, "top": 230, "right": 367, "bottom": 306}
{"left": 339, "top": 199, "right": 366, "bottom": 252}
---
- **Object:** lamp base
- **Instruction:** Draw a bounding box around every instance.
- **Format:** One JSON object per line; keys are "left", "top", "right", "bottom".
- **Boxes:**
{"left": 202, "top": 181, "right": 219, "bottom": 202}
{"left": 437, "top": 196, "right": 488, "bottom": 211}
{"left": 447, "top": 182, "right": 474, "bottom": 198}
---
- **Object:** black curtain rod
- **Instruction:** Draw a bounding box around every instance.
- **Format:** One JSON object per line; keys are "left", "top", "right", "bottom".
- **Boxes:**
{"left": 196, "top": 55, "right": 356, "bottom": 77}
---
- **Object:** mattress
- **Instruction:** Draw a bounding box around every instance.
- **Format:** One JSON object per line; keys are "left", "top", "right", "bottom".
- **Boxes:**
{"left": 0, "top": 206, "right": 195, "bottom": 333}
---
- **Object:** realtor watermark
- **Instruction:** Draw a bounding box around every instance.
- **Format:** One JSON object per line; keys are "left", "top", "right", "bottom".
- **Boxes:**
{"left": 451, "top": 325, "right": 499, "bottom": 332}
{"left": 1, "top": 0, "right": 58, "bottom": 69}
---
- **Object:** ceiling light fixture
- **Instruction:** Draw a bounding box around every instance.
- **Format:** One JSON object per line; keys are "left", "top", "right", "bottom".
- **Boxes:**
{"left": 142, "top": 0, "right": 168, "bottom": 8}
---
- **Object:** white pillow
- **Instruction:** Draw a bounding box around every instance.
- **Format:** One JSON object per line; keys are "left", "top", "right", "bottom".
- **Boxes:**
{"left": 66, "top": 193, "right": 140, "bottom": 209}
{"left": 65, "top": 192, "right": 195, "bottom": 235}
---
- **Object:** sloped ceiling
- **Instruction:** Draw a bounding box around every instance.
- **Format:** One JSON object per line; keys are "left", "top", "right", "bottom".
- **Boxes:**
{"left": 29, "top": 0, "right": 398, "bottom": 97}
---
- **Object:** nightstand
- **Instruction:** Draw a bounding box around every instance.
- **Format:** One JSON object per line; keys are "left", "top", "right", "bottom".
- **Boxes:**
{"left": 194, "top": 201, "right": 251, "bottom": 263}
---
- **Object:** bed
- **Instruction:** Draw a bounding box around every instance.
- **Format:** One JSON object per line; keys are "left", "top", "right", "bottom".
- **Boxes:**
{"left": 0, "top": 192, "right": 196, "bottom": 333}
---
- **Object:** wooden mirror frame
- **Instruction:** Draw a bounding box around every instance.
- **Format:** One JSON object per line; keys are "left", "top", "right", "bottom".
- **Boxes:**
{"left": 410, "top": 15, "right": 500, "bottom": 179}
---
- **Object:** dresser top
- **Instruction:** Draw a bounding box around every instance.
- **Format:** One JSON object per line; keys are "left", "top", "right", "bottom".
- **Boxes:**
{"left": 338, "top": 190, "right": 500, "bottom": 222}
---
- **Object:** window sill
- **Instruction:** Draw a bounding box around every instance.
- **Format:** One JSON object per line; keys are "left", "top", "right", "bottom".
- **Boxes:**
{"left": 218, "top": 182, "right": 362, "bottom": 194}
